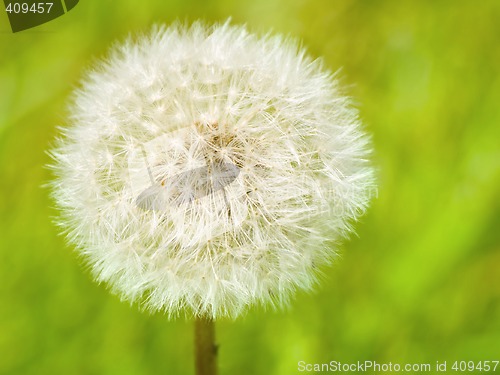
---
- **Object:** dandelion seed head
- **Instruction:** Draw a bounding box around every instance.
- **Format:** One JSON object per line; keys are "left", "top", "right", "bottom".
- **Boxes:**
{"left": 50, "top": 21, "right": 375, "bottom": 319}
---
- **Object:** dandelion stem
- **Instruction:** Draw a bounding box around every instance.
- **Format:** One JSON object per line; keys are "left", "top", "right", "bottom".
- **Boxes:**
{"left": 194, "top": 316, "right": 218, "bottom": 375}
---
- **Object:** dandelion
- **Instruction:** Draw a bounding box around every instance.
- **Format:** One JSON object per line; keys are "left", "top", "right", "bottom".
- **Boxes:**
{"left": 50, "top": 20, "right": 375, "bottom": 374}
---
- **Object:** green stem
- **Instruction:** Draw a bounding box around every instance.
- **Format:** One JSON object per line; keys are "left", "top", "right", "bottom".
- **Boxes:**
{"left": 194, "top": 316, "right": 218, "bottom": 375}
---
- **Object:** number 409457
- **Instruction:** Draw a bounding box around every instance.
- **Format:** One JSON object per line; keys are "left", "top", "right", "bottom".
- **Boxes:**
{"left": 452, "top": 361, "right": 499, "bottom": 372}
{"left": 5, "top": 2, "right": 54, "bottom": 14}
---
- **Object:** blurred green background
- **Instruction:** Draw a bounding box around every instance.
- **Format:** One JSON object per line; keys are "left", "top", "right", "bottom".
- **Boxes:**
{"left": 1, "top": 0, "right": 499, "bottom": 374}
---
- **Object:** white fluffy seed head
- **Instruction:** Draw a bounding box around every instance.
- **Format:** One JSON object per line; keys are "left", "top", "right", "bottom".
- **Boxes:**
{"left": 50, "top": 21, "right": 375, "bottom": 319}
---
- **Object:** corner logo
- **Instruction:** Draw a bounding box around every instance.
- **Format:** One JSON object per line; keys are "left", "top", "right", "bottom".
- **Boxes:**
{"left": 3, "top": 0, "right": 79, "bottom": 33}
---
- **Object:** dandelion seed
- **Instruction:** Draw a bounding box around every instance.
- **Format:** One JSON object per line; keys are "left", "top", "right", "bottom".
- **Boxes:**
{"left": 49, "top": 21, "right": 375, "bottom": 320}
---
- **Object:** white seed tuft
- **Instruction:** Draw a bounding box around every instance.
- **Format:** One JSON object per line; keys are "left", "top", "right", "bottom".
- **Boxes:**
{"left": 50, "top": 21, "right": 375, "bottom": 319}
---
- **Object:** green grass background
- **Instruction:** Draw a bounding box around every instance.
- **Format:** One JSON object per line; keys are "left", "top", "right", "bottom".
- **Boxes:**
{"left": 1, "top": 0, "right": 499, "bottom": 374}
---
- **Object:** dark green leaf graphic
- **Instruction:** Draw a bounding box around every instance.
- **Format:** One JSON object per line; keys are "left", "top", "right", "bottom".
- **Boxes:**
{"left": 4, "top": 0, "right": 79, "bottom": 33}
